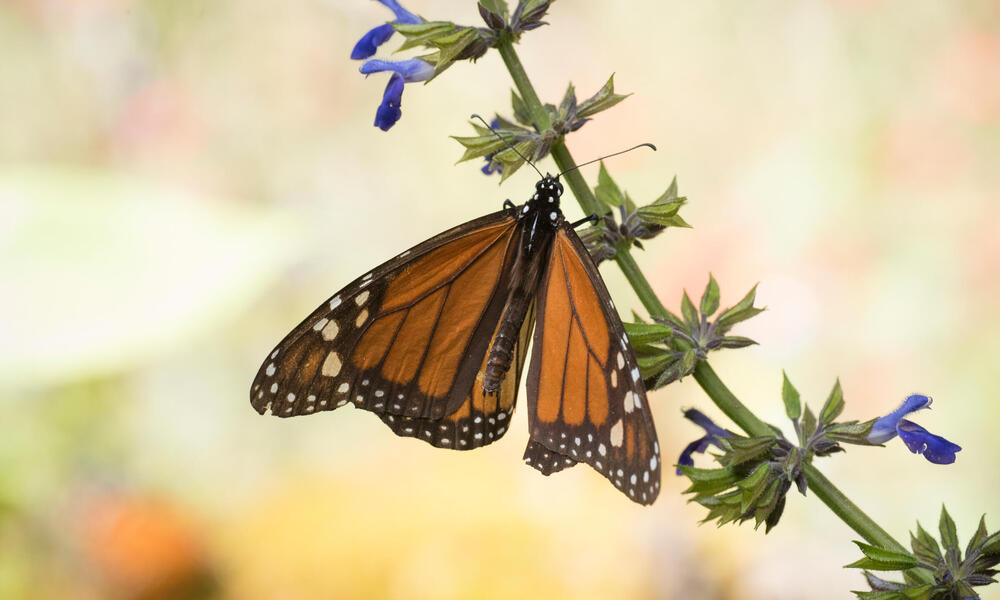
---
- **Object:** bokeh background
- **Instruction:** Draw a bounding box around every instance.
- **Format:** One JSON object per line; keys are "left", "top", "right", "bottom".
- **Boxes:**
{"left": 2, "top": 1, "right": 998, "bottom": 598}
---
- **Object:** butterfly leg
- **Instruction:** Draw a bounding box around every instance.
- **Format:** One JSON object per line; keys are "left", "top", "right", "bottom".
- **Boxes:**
{"left": 569, "top": 213, "right": 600, "bottom": 228}
{"left": 503, "top": 199, "right": 516, "bottom": 210}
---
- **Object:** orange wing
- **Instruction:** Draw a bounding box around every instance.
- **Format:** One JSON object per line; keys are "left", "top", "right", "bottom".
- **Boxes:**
{"left": 524, "top": 226, "right": 661, "bottom": 505}
{"left": 250, "top": 209, "right": 527, "bottom": 449}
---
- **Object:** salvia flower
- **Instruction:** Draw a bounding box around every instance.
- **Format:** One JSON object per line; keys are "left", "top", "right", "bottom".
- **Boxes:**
{"left": 676, "top": 408, "right": 734, "bottom": 474}
{"left": 359, "top": 58, "right": 434, "bottom": 131}
{"left": 350, "top": 0, "right": 421, "bottom": 60}
{"left": 868, "top": 394, "right": 962, "bottom": 464}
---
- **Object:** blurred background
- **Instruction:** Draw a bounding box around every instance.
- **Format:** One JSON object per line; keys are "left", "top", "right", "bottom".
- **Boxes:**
{"left": 1, "top": 0, "right": 997, "bottom": 598}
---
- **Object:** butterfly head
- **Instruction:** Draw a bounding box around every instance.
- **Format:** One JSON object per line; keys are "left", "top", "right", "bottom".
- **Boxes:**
{"left": 530, "top": 175, "right": 563, "bottom": 209}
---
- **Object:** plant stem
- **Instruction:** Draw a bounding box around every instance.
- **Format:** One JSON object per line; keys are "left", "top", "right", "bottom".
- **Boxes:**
{"left": 495, "top": 37, "right": 929, "bottom": 582}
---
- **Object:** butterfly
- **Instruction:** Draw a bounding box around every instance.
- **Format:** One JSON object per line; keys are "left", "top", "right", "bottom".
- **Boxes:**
{"left": 249, "top": 172, "right": 661, "bottom": 504}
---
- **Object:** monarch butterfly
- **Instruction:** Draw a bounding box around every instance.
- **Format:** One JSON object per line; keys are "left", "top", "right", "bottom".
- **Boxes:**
{"left": 250, "top": 158, "right": 661, "bottom": 505}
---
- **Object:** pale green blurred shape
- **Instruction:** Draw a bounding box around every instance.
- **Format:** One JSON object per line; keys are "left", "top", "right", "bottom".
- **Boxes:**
{"left": 1, "top": 0, "right": 997, "bottom": 599}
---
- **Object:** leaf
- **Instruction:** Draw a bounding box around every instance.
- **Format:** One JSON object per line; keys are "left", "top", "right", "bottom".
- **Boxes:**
{"left": 719, "top": 436, "right": 776, "bottom": 468}
{"left": 681, "top": 291, "right": 699, "bottom": 329}
{"left": 966, "top": 515, "right": 989, "bottom": 559}
{"left": 430, "top": 27, "right": 479, "bottom": 68}
{"left": 715, "top": 284, "right": 764, "bottom": 332}
{"left": 577, "top": 74, "right": 631, "bottom": 119}
{"left": 801, "top": 404, "right": 818, "bottom": 442}
{"left": 781, "top": 371, "right": 802, "bottom": 421}
{"left": 478, "top": 0, "right": 509, "bottom": 24}
{"left": 700, "top": 274, "right": 720, "bottom": 316}
{"left": 394, "top": 21, "right": 456, "bottom": 51}
{"left": 826, "top": 419, "right": 875, "bottom": 444}
{"left": 911, "top": 522, "right": 943, "bottom": 564}
{"left": 623, "top": 322, "right": 673, "bottom": 347}
{"left": 939, "top": 505, "right": 960, "bottom": 554}
{"left": 559, "top": 82, "right": 577, "bottom": 116}
{"left": 718, "top": 336, "right": 758, "bottom": 349}
{"left": 820, "top": 378, "right": 845, "bottom": 425}
{"left": 846, "top": 542, "right": 920, "bottom": 571}
{"left": 594, "top": 162, "right": 624, "bottom": 209}
{"left": 510, "top": 90, "right": 533, "bottom": 127}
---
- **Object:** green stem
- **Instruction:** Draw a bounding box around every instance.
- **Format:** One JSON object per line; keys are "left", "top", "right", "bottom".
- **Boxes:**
{"left": 495, "top": 37, "right": 930, "bottom": 583}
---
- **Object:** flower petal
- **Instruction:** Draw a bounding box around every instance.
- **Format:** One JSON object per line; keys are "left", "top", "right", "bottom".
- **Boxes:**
{"left": 675, "top": 409, "right": 733, "bottom": 475}
{"left": 360, "top": 58, "right": 434, "bottom": 82}
{"left": 897, "top": 419, "right": 962, "bottom": 465}
{"left": 373, "top": 73, "right": 405, "bottom": 131}
{"left": 351, "top": 23, "right": 397, "bottom": 60}
{"left": 676, "top": 435, "right": 714, "bottom": 475}
{"left": 377, "top": 0, "right": 421, "bottom": 25}
{"left": 868, "top": 394, "right": 932, "bottom": 444}
{"left": 684, "top": 408, "right": 732, "bottom": 440}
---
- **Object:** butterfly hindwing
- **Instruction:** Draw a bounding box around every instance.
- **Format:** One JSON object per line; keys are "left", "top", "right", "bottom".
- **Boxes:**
{"left": 524, "top": 226, "right": 661, "bottom": 504}
{"left": 250, "top": 210, "right": 522, "bottom": 435}
{"left": 378, "top": 301, "right": 535, "bottom": 449}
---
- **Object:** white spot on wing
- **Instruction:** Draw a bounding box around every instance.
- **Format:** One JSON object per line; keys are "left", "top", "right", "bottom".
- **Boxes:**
{"left": 329, "top": 296, "right": 342, "bottom": 310}
{"left": 321, "top": 319, "right": 340, "bottom": 341}
{"left": 313, "top": 318, "right": 329, "bottom": 331}
{"left": 610, "top": 370, "right": 617, "bottom": 388}
{"left": 321, "top": 351, "right": 342, "bottom": 377}
{"left": 266, "top": 363, "right": 276, "bottom": 377}
{"left": 631, "top": 367, "right": 640, "bottom": 382}
{"left": 598, "top": 443, "right": 607, "bottom": 457}
{"left": 355, "top": 291, "right": 370, "bottom": 306}
{"left": 337, "top": 382, "right": 349, "bottom": 393}
{"left": 610, "top": 419, "right": 624, "bottom": 447}
{"left": 623, "top": 391, "right": 635, "bottom": 413}
{"left": 355, "top": 308, "right": 369, "bottom": 327}
{"left": 617, "top": 352, "right": 625, "bottom": 369}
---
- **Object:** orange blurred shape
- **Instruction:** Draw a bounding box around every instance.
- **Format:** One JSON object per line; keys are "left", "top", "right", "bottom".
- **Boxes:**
{"left": 76, "top": 493, "right": 214, "bottom": 600}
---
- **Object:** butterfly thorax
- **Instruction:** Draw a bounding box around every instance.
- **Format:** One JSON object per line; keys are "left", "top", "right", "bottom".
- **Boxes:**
{"left": 483, "top": 176, "right": 564, "bottom": 394}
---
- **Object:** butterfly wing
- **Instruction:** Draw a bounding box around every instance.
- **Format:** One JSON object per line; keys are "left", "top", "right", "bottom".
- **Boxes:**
{"left": 378, "top": 300, "right": 535, "bottom": 449}
{"left": 524, "top": 226, "right": 661, "bottom": 505}
{"left": 250, "top": 209, "right": 526, "bottom": 449}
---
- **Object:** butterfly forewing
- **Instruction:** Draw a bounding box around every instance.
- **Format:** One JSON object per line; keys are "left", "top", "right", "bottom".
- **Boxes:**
{"left": 524, "top": 226, "right": 661, "bottom": 505}
{"left": 250, "top": 210, "right": 522, "bottom": 435}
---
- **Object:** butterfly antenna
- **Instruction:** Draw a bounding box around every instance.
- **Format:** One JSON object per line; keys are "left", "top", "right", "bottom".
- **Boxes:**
{"left": 557, "top": 143, "right": 657, "bottom": 178}
{"left": 470, "top": 114, "right": 544, "bottom": 179}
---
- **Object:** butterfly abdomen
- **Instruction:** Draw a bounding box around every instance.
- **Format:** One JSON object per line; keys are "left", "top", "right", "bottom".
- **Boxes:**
{"left": 483, "top": 289, "right": 532, "bottom": 394}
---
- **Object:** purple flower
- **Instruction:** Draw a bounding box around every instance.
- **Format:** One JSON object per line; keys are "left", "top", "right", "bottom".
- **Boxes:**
{"left": 350, "top": 0, "right": 421, "bottom": 60}
{"left": 359, "top": 58, "right": 434, "bottom": 131}
{"left": 676, "top": 408, "right": 734, "bottom": 474}
{"left": 868, "top": 394, "right": 962, "bottom": 465}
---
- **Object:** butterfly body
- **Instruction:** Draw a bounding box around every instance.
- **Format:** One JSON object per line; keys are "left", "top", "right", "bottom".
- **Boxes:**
{"left": 251, "top": 174, "right": 661, "bottom": 504}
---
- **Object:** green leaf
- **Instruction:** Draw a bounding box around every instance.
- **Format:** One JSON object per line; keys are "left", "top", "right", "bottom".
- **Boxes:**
{"left": 623, "top": 322, "right": 673, "bottom": 347}
{"left": 681, "top": 291, "right": 698, "bottom": 329}
{"left": 826, "top": 419, "right": 875, "bottom": 444}
{"left": 801, "top": 405, "right": 818, "bottom": 442}
{"left": 820, "top": 378, "right": 845, "bottom": 425}
{"left": 635, "top": 352, "right": 674, "bottom": 378}
{"left": 478, "top": 0, "right": 509, "bottom": 20}
{"left": 939, "top": 505, "right": 960, "bottom": 554}
{"left": 430, "top": 26, "right": 479, "bottom": 68}
{"left": 719, "top": 436, "right": 776, "bottom": 468}
{"left": 781, "top": 371, "right": 802, "bottom": 421}
{"left": 594, "top": 162, "right": 624, "bottom": 209}
{"left": 394, "top": 21, "right": 456, "bottom": 51}
{"left": 510, "top": 90, "right": 533, "bottom": 127}
{"left": 451, "top": 133, "right": 506, "bottom": 162}
{"left": 577, "top": 74, "right": 631, "bottom": 119}
{"left": 700, "top": 274, "right": 720, "bottom": 316}
{"left": 717, "top": 336, "right": 758, "bottom": 349}
{"left": 911, "top": 522, "right": 943, "bottom": 564}
{"left": 966, "top": 516, "right": 989, "bottom": 558}
{"left": 638, "top": 201, "right": 690, "bottom": 228}
{"left": 559, "top": 82, "right": 577, "bottom": 115}
{"left": 846, "top": 542, "right": 920, "bottom": 571}
{"left": 715, "top": 284, "right": 764, "bottom": 332}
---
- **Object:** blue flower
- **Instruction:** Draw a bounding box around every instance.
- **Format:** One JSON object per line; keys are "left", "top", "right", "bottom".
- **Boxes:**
{"left": 350, "top": 0, "right": 421, "bottom": 60}
{"left": 676, "top": 408, "right": 734, "bottom": 474}
{"left": 868, "top": 394, "right": 962, "bottom": 465}
{"left": 359, "top": 58, "right": 434, "bottom": 131}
